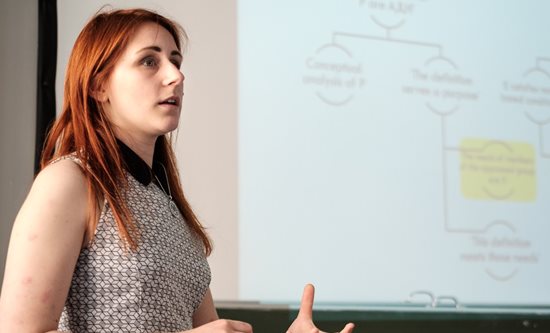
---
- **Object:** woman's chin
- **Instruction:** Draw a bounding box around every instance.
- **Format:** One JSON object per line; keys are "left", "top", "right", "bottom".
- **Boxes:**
{"left": 159, "top": 121, "right": 180, "bottom": 135}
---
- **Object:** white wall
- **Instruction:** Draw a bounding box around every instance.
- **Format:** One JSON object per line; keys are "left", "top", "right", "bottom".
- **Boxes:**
{"left": 0, "top": 0, "right": 38, "bottom": 287}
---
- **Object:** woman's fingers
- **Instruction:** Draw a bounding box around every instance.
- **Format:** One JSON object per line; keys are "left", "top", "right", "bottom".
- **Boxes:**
{"left": 226, "top": 319, "right": 253, "bottom": 332}
{"left": 340, "top": 322, "right": 355, "bottom": 333}
{"left": 289, "top": 284, "right": 355, "bottom": 333}
{"left": 297, "top": 284, "right": 315, "bottom": 320}
{"left": 193, "top": 318, "right": 253, "bottom": 333}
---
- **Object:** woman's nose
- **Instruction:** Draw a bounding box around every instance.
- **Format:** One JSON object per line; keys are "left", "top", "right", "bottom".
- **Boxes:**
{"left": 163, "top": 62, "right": 185, "bottom": 86}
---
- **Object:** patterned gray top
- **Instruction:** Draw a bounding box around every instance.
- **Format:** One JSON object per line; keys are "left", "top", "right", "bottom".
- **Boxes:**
{"left": 58, "top": 167, "right": 211, "bottom": 332}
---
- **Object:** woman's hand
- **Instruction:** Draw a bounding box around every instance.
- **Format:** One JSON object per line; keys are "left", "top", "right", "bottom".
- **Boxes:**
{"left": 287, "top": 284, "right": 355, "bottom": 333}
{"left": 188, "top": 319, "right": 253, "bottom": 333}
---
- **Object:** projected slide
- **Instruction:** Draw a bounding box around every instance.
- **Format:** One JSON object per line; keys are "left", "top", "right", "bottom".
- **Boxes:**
{"left": 238, "top": 0, "right": 550, "bottom": 308}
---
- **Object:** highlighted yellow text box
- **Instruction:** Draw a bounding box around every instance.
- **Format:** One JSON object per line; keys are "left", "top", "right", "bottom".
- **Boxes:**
{"left": 460, "top": 139, "right": 536, "bottom": 202}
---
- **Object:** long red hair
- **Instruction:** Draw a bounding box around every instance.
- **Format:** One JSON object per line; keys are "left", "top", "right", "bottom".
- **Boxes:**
{"left": 40, "top": 8, "right": 212, "bottom": 254}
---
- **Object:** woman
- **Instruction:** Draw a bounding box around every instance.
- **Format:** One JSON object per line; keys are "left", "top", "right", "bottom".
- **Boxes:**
{"left": 0, "top": 8, "right": 354, "bottom": 333}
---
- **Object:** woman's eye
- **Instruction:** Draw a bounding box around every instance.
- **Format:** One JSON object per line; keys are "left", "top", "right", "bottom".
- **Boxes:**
{"left": 170, "top": 59, "right": 182, "bottom": 69}
{"left": 142, "top": 57, "right": 157, "bottom": 67}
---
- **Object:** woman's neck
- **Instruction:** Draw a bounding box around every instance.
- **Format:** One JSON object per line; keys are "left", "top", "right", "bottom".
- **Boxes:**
{"left": 115, "top": 133, "right": 157, "bottom": 168}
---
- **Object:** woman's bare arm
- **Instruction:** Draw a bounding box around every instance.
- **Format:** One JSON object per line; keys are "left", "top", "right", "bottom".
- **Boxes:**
{"left": 187, "top": 288, "right": 253, "bottom": 333}
{"left": 0, "top": 159, "right": 88, "bottom": 332}
{"left": 192, "top": 288, "right": 219, "bottom": 327}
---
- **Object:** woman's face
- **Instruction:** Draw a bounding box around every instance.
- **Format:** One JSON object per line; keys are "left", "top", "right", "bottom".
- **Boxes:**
{"left": 100, "top": 22, "right": 184, "bottom": 141}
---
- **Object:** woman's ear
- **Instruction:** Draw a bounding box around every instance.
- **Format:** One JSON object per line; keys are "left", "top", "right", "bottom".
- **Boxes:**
{"left": 90, "top": 79, "right": 109, "bottom": 103}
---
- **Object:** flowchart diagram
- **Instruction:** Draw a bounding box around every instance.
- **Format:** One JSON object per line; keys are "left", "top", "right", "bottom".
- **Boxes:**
{"left": 239, "top": 0, "right": 549, "bottom": 305}
{"left": 302, "top": 0, "right": 544, "bottom": 286}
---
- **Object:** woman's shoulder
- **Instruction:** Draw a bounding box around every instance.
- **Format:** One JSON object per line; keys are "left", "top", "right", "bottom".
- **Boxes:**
{"left": 49, "top": 152, "right": 85, "bottom": 168}
{"left": 32, "top": 157, "right": 88, "bottom": 212}
{"left": 39, "top": 155, "right": 86, "bottom": 186}
{"left": 12, "top": 157, "right": 89, "bottom": 248}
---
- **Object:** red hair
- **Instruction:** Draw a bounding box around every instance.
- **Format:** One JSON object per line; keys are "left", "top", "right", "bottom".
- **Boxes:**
{"left": 40, "top": 8, "right": 212, "bottom": 254}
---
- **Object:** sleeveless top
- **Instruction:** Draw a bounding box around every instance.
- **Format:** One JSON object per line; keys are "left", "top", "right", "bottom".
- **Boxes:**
{"left": 57, "top": 152, "right": 211, "bottom": 332}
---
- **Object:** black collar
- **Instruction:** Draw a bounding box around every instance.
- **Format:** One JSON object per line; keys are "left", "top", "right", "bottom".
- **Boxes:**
{"left": 117, "top": 139, "right": 168, "bottom": 190}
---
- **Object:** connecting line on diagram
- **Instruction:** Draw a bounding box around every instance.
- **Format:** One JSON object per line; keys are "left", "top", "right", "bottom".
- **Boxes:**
{"left": 525, "top": 112, "right": 550, "bottom": 159}
{"left": 317, "top": 28, "right": 549, "bottom": 237}
{"left": 524, "top": 57, "right": 550, "bottom": 158}
{"left": 331, "top": 31, "right": 453, "bottom": 67}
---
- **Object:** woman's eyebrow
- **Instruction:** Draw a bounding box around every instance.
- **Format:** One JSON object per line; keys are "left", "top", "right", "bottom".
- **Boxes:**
{"left": 137, "top": 45, "right": 182, "bottom": 58}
